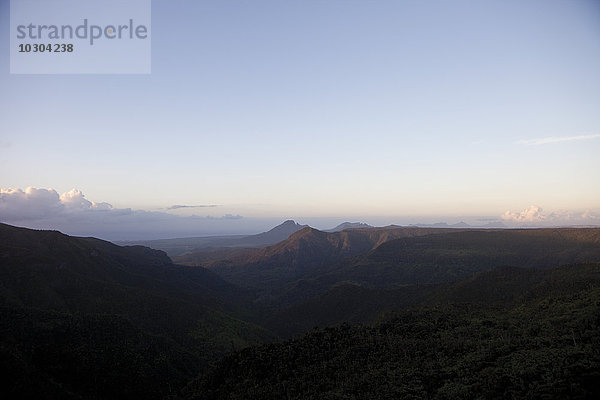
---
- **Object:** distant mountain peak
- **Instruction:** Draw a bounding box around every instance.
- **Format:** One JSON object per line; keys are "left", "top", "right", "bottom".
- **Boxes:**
{"left": 410, "top": 221, "right": 472, "bottom": 228}
{"left": 451, "top": 221, "right": 471, "bottom": 228}
{"left": 250, "top": 220, "right": 310, "bottom": 244}
{"left": 326, "top": 222, "right": 373, "bottom": 232}
{"left": 268, "top": 220, "right": 308, "bottom": 232}
{"left": 279, "top": 220, "right": 303, "bottom": 227}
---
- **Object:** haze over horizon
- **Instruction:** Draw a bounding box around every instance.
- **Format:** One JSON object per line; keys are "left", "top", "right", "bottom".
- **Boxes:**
{"left": 0, "top": 186, "right": 598, "bottom": 241}
{"left": 1, "top": 0, "right": 599, "bottom": 239}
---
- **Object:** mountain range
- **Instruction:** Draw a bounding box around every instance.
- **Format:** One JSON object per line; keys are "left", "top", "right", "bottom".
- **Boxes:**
{"left": 2, "top": 221, "right": 600, "bottom": 398}
{"left": 325, "top": 221, "right": 374, "bottom": 232}
{"left": 117, "top": 220, "right": 308, "bottom": 257}
{"left": 176, "top": 225, "right": 600, "bottom": 308}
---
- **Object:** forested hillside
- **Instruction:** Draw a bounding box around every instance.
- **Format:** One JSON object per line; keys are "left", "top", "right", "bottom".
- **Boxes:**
{"left": 187, "top": 227, "right": 600, "bottom": 307}
{"left": 183, "top": 263, "right": 600, "bottom": 399}
{"left": 0, "top": 223, "right": 273, "bottom": 399}
{"left": 2, "top": 223, "right": 600, "bottom": 399}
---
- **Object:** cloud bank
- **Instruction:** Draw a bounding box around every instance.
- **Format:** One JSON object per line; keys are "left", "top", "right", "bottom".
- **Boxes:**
{"left": 517, "top": 134, "right": 600, "bottom": 146}
{"left": 0, "top": 188, "right": 123, "bottom": 220}
{"left": 0, "top": 187, "right": 253, "bottom": 241}
{"left": 3, "top": 188, "right": 598, "bottom": 240}
{"left": 501, "top": 205, "right": 546, "bottom": 223}
{"left": 501, "top": 205, "right": 598, "bottom": 226}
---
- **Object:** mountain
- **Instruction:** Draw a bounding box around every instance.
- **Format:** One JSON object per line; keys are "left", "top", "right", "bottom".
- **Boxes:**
{"left": 182, "top": 227, "right": 600, "bottom": 308}
{"left": 4, "top": 222, "right": 600, "bottom": 399}
{"left": 451, "top": 221, "right": 470, "bottom": 227}
{"left": 118, "top": 220, "right": 308, "bottom": 257}
{"left": 0, "top": 223, "right": 273, "bottom": 399}
{"left": 480, "top": 220, "right": 507, "bottom": 228}
{"left": 246, "top": 219, "right": 308, "bottom": 246}
{"left": 185, "top": 226, "right": 454, "bottom": 294}
{"left": 325, "top": 221, "right": 373, "bottom": 232}
{"left": 411, "top": 221, "right": 472, "bottom": 228}
{"left": 279, "top": 228, "right": 600, "bottom": 303}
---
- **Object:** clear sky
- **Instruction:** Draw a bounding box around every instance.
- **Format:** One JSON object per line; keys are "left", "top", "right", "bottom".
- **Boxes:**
{"left": 1, "top": 0, "right": 599, "bottom": 238}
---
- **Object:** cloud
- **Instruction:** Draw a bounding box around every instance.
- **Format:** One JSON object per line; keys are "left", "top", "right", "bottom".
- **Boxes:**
{"left": 0, "top": 187, "right": 250, "bottom": 240}
{"left": 209, "top": 213, "right": 242, "bottom": 220}
{"left": 501, "top": 205, "right": 546, "bottom": 223}
{"left": 517, "top": 134, "right": 600, "bottom": 146}
{"left": 501, "top": 205, "right": 598, "bottom": 226}
{"left": 0, "top": 187, "right": 64, "bottom": 220}
{"left": 60, "top": 189, "right": 113, "bottom": 211}
{"left": 0, "top": 188, "right": 116, "bottom": 221}
{"left": 166, "top": 204, "right": 218, "bottom": 210}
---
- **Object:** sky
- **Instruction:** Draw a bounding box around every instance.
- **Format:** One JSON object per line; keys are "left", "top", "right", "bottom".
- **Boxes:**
{"left": 1, "top": 0, "right": 599, "bottom": 239}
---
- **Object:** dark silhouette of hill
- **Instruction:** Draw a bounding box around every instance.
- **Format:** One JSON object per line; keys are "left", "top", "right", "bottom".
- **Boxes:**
{"left": 267, "top": 262, "right": 600, "bottom": 337}
{"left": 182, "top": 262, "right": 600, "bottom": 399}
{"left": 119, "top": 220, "right": 308, "bottom": 257}
{"left": 0, "top": 223, "right": 274, "bottom": 399}
{"left": 0, "top": 307, "right": 195, "bottom": 399}
{"left": 4, "top": 222, "right": 600, "bottom": 399}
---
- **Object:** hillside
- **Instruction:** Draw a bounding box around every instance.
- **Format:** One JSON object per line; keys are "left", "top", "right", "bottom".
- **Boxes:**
{"left": 181, "top": 226, "right": 457, "bottom": 291}
{"left": 4, "top": 223, "right": 600, "bottom": 399}
{"left": 267, "top": 262, "right": 600, "bottom": 337}
{"left": 0, "top": 223, "right": 274, "bottom": 399}
{"left": 191, "top": 227, "right": 600, "bottom": 307}
{"left": 182, "top": 263, "right": 600, "bottom": 399}
{"left": 327, "top": 228, "right": 600, "bottom": 288}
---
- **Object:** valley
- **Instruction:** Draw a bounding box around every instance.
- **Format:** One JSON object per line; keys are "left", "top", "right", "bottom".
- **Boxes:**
{"left": 1, "top": 221, "right": 600, "bottom": 399}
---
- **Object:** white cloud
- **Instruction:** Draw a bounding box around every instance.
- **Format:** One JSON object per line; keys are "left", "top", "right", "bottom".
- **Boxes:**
{"left": 0, "top": 187, "right": 63, "bottom": 220}
{"left": 0, "top": 187, "right": 252, "bottom": 240}
{"left": 501, "top": 205, "right": 598, "bottom": 226}
{"left": 502, "top": 205, "right": 546, "bottom": 222}
{"left": 60, "top": 189, "right": 113, "bottom": 211}
{"left": 517, "top": 134, "right": 600, "bottom": 146}
{"left": 0, "top": 187, "right": 115, "bottom": 220}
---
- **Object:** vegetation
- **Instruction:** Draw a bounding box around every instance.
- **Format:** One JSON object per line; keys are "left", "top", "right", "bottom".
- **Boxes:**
{"left": 193, "top": 227, "right": 600, "bottom": 308}
{"left": 183, "top": 264, "right": 600, "bottom": 399}
{"left": 0, "top": 223, "right": 273, "bottom": 399}
{"left": 0, "top": 307, "right": 195, "bottom": 399}
{"left": 2, "top": 223, "right": 600, "bottom": 399}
